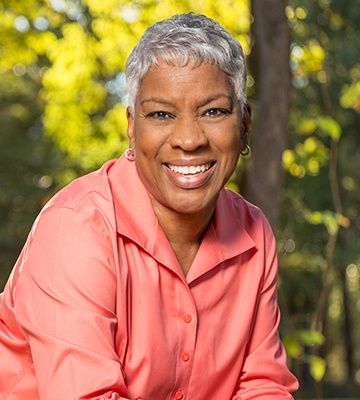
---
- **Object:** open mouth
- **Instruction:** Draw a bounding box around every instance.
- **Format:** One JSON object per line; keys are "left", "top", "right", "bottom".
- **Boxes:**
{"left": 166, "top": 163, "right": 213, "bottom": 175}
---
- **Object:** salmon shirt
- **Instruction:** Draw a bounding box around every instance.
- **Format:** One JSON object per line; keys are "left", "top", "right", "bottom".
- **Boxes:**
{"left": 0, "top": 155, "right": 298, "bottom": 399}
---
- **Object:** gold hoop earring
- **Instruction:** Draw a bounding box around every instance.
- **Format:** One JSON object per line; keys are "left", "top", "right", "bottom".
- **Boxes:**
{"left": 240, "top": 144, "right": 251, "bottom": 156}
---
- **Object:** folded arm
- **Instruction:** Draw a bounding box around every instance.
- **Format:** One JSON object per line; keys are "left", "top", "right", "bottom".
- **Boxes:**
{"left": 14, "top": 206, "right": 132, "bottom": 399}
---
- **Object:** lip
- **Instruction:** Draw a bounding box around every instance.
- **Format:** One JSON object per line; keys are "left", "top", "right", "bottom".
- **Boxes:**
{"left": 163, "top": 161, "right": 215, "bottom": 189}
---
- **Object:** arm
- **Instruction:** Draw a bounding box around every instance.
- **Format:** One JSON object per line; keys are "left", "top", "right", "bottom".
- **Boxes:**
{"left": 14, "top": 205, "right": 133, "bottom": 400}
{"left": 232, "top": 222, "right": 299, "bottom": 399}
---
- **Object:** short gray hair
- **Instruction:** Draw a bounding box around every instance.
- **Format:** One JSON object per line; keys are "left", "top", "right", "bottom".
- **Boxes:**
{"left": 125, "top": 13, "right": 247, "bottom": 113}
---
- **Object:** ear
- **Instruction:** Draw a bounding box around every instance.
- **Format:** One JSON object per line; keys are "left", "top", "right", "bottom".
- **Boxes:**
{"left": 241, "top": 101, "right": 252, "bottom": 149}
{"left": 126, "top": 107, "right": 136, "bottom": 148}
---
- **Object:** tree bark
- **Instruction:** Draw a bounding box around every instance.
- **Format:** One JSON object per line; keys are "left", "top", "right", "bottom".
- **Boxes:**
{"left": 244, "top": 0, "right": 291, "bottom": 230}
{"left": 339, "top": 267, "right": 354, "bottom": 382}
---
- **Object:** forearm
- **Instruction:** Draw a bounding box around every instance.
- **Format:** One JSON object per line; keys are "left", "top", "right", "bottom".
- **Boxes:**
{"left": 14, "top": 206, "right": 130, "bottom": 399}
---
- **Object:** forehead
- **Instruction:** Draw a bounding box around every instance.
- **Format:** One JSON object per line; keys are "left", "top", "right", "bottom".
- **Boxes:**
{"left": 136, "top": 60, "right": 235, "bottom": 105}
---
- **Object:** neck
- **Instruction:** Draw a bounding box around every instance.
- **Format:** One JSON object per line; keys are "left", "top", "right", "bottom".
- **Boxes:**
{"left": 152, "top": 201, "right": 215, "bottom": 276}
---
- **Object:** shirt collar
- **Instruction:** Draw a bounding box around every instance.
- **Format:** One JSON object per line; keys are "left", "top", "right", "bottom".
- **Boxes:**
{"left": 108, "top": 155, "right": 256, "bottom": 279}
{"left": 186, "top": 189, "right": 256, "bottom": 282}
{"left": 109, "top": 155, "right": 162, "bottom": 255}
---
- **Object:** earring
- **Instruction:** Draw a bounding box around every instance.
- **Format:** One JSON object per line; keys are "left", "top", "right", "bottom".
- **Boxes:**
{"left": 125, "top": 148, "right": 135, "bottom": 161}
{"left": 240, "top": 144, "right": 251, "bottom": 156}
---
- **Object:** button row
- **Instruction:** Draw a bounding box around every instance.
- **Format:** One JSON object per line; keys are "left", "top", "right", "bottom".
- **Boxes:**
{"left": 175, "top": 313, "right": 193, "bottom": 399}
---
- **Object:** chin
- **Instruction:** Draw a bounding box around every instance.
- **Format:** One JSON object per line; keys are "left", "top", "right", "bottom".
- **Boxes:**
{"left": 169, "top": 195, "right": 218, "bottom": 217}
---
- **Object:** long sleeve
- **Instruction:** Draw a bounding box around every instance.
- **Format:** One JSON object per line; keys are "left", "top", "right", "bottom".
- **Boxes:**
{"left": 231, "top": 223, "right": 298, "bottom": 398}
{"left": 13, "top": 205, "right": 131, "bottom": 400}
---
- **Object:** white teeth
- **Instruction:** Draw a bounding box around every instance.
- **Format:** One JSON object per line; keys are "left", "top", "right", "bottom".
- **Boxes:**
{"left": 168, "top": 163, "right": 211, "bottom": 175}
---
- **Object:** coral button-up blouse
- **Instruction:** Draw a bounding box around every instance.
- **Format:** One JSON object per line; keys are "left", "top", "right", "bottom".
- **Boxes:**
{"left": 0, "top": 155, "right": 298, "bottom": 399}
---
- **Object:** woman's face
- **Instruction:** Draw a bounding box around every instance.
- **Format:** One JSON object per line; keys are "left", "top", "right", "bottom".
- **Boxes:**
{"left": 127, "top": 61, "right": 251, "bottom": 217}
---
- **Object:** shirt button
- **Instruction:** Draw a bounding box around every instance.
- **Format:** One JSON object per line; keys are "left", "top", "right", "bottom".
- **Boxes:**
{"left": 183, "top": 313, "right": 192, "bottom": 323}
{"left": 174, "top": 390, "right": 183, "bottom": 399}
{"left": 181, "top": 352, "right": 190, "bottom": 362}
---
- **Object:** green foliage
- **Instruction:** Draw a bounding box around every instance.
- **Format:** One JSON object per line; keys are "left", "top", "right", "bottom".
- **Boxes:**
{"left": 279, "top": 0, "right": 360, "bottom": 395}
{"left": 284, "top": 330, "right": 326, "bottom": 382}
{"left": 308, "top": 355, "right": 327, "bottom": 382}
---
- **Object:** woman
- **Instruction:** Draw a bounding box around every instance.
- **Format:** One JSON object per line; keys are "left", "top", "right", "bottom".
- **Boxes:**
{"left": 0, "top": 13, "right": 298, "bottom": 399}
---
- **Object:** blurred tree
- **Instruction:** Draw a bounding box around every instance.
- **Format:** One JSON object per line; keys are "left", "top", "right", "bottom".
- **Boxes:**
{"left": 0, "top": 0, "right": 58, "bottom": 288}
{"left": 277, "top": 0, "right": 360, "bottom": 397}
{"left": 243, "top": 0, "right": 292, "bottom": 230}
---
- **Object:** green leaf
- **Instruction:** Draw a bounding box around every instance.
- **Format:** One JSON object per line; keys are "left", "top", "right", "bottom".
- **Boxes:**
{"left": 298, "top": 329, "right": 325, "bottom": 346}
{"left": 323, "top": 210, "right": 339, "bottom": 236}
{"left": 308, "top": 355, "right": 326, "bottom": 382}
{"left": 318, "top": 116, "right": 342, "bottom": 141}
{"left": 282, "top": 336, "right": 302, "bottom": 358}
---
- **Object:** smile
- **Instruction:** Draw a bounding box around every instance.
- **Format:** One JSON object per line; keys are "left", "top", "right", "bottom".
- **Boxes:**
{"left": 167, "top": 163, "right": 212, "bottom": 175}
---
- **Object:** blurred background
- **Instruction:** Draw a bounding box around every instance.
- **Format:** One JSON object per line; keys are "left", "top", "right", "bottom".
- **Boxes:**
{"left": 0, "top": 0, "right": 359, "bottom": 398}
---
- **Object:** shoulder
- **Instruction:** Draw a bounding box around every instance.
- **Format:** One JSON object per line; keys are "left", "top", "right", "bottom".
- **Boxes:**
{"left": 46, "top": 160, "right": 116, "bottom": 211}
{"left": 219, "top": 188, "right": 275, "bottom": 247}
{"left": 222, "top": 188, "right": 270, "bottom": 226}
{"left": 33, "top": 160, "right": 119, "bottom": 240}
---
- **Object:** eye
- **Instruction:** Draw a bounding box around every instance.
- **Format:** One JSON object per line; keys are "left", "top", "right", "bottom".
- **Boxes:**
{"left": 145, "top": 111, "right": 174, "bottom": 120}
{"left": 203, "top": 108, "right": 231, "bottom": 118}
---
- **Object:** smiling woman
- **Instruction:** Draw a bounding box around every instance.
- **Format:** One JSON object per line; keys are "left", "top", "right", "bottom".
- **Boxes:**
{"left": 0, "top": 12, "right": 298, "bottom": 400}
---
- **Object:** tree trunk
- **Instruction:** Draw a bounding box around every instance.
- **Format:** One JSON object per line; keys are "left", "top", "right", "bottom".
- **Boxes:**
{"left": 243, "top": 0, "right": 291, "bottom": 230}
{"left": 339, "top": 267, "right": 354, "bottom": 382}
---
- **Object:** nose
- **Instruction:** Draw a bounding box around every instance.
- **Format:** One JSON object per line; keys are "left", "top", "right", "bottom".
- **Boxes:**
{"left": 169, "top": 118, "right": 209, "bottom": 151}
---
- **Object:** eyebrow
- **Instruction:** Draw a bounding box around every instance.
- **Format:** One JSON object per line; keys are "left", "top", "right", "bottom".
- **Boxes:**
{"left": 141, "top": 97, "right": 173, "bottom": 107}
{"left": 141, "top": 94, "right": 234, "bottom": 108}
{"left": 198, "top": 94, "right": 234, "bottom": 109}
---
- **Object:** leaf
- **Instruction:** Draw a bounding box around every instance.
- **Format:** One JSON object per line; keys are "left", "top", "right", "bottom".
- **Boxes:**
{"left": 308, "top": 355, "right": 326, "bottom": 382}
{"left": 304, "top": 210, "right": 323, "bottom": 225}
{"left": 298, "top": 330, "right": 325, "bottom": 346}
{"left": 282, "top": 336, "right": 302, "bottom": 358}
{"left": 298, "top": 117, "right": 317, "bottom": 135}
{"left": 323, "top": 210, "right": 339, "bottom": 236}
{"left": 340, "top": 81, "right": 360, "bottom": 112}
{"left": 317, "top": 115, "right": 342, "bottom": 141}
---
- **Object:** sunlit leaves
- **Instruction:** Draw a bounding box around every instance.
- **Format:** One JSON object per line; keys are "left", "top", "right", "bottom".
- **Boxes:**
{"left": 302, "top": 209, "right": 350, "bottom": 235}
{"left": 283, "top": 112, "right": 342, "bottom": 178}
{"left": 284, "top": 329, "right": 325, "bottom": 357}
{"left": 283, "top": 330, "right": 326, "bottom": 382}
{"left": 308, "top": 355, "right": 327, "bottom": 382}
{"left": 82, "top": 0, "right": 128, "bottom": 17}
{"left": 340, "top": 81, "right": 360, "bottom": 113}
{"left": 317, "top": 115, "right": 342, "bottom": 141}
{"left": 291, "top": 40, "right": 326, "bottom": 78}
{"left": 282, "top": 3, "right": 359, "bottom": 386}
{"left": 283, "top": 137, "right": 330, "bottom": 177}
{"left": 25, "top": 31, "right": 57, "bottom": 56}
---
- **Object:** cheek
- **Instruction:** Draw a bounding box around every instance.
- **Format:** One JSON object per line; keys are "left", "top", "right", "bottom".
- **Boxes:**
{"left": 132, "top": 130, "right": 152, "bottom": 153}
{"left": 220, "top": 132, "right": 242, "bottom": 165}
{"left": 217, "top": 127, "right": 242, "bottom": 152}
{"left": 133, "top": 123, "right": 167, "bottom": 153}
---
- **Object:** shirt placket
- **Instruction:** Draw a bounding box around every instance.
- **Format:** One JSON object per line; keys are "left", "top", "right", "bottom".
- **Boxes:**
{"left": 172, "top": 279, "right": 198, "bottom": 400}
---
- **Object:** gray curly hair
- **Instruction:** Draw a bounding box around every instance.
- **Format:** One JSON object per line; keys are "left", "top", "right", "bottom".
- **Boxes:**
{"left": 125, "top": 13, "right": 247, "bottom": 113}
